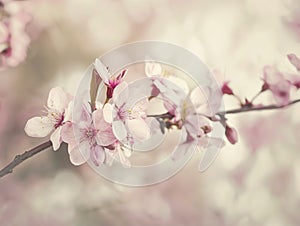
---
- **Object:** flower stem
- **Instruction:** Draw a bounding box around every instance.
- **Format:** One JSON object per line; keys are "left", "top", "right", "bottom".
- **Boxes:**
{"left": 0, "top": 140, "right": 52, "bottom": 179}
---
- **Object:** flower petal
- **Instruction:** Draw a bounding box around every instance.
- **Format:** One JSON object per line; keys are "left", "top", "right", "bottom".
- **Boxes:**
{"left": 93, "top": 108, "right": 116, "bottom": 146}
{"left": 102, "top": 103, "right": 113, "bottom": 123}
{"left": 50, "top": 127, "right": 62, "bottom": 151}
{"left": 126, "top": 118, "right": 150, "bottom": 141}
{"left": 288, "top": 54, "right": 300, "bottom": 71}
{"left": 47, "top": 87, "right": 69, "bottom": 112}
{"left": 112, "top": 120, "right": 128, "bottom": 141}
{"left": 24, "top": 116, "right": 53, "bottom": 137}
{"left": 112, "top": 81, "right": 129, "bottom": 106}
{"left": 145, "top": 62, "right": 163, "bottom": 77}
{"left": 90, "top": 145, "right": 105, "bottom": 166}
{"left": 68, "top": 145, "right": 89, "bottom": 166}
{"left": 94, "top": 58, "right": 110, "bottom": 84}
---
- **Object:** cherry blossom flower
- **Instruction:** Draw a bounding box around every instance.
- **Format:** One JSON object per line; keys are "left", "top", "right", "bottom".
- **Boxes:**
{"left": 263, "top": 66, "right": 292, "bottom": 106}
{"left": 25, "top": 87, "right": 73, "bottom": 151}
{"left": 0, "top": 0, "right": 31, "bottom": 69}
{"left": 103, "top": 82, "right": 151, "bottom": 144}
{"left": 61, "top": 105, "right": 116, "bottom": 166}
{"left": 94, "top": 58, "right": 127, "bottom": 99}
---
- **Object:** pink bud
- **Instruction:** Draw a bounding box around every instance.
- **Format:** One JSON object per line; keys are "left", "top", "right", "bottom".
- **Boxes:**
{"left": 287, "top": 54, "right": 300, "bottom": 71}
{"left": 225, "top": 125, "right": 238, "bottom": 144}
{"left": 221, "top": 82, "right": 234, "bottom": 95}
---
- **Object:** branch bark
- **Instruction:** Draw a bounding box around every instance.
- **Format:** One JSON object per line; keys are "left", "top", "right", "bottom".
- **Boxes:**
{"left": 0, "top": 140, "right": 52, "bottom": 179}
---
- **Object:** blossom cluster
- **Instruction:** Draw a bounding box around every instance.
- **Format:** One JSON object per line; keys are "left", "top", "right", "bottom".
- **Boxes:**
{"left": 24, "top": 54, "right": 300, "bottom": 169}
{"left": 0, "top": 0, "right": 31, "bottom": 70}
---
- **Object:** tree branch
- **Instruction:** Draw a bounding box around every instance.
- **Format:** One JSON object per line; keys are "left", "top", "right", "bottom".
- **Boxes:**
{"left": 218, "top": 98, "right": 300, "bottom": 115}
{"left": 0, "top": 140, "right": 52, "bottom": 179}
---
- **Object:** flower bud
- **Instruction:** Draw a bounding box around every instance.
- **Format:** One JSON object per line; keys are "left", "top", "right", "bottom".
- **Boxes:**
{"left": 225, "top": 125, "right": 238, "bottom": 144}
{"left": 221, "top": 82, "right": 234, "bottom": 95}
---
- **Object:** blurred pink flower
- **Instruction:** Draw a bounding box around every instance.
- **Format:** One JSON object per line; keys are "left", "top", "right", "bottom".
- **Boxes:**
{"left": 94, "top": 58, "right": 127, "bottom": 99}
{"left": 24, "top": 87, "right": 72, "bottom": 151}
{"left": 288, "top": 53, "right": 300, "bottom": 72}
{"left": 287, "top": 53, "right": 300, "bottom": 88}
{"left": 263, "top": 66, "right": 292, "bottom": 106}
{"left": 0, "top": 0, "right": 31, "bottom": 69}
{"left": 103, "top": 82, "right": 150, "bottom": 143}
{"left": 62, "top": 106, "right": 116, "bottom": 166}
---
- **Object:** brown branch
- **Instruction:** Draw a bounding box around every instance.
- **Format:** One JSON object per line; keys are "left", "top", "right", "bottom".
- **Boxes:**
{"left": 218, "top": 98, "right": 300, "bottom": 115}
{"left": 0, "top": 140, "right": 52, "bottom": 179}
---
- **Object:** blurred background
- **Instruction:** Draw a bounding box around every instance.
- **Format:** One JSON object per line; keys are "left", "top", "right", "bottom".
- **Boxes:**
{"left": 1, "top": 0, "right": 300, "bottom": 225}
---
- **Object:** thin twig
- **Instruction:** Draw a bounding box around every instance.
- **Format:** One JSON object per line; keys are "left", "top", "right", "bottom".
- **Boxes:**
{"left": 218, "top": 98, "right": 300, "bottom": 115}
{"left": 0, "top": 140, "right": 52, "bottom": 179}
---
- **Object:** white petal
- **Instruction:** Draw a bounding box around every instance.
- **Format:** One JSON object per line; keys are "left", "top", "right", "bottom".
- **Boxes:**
{"left": 126, "top": 118, "right": 150, "bottom": 141}
{"left": 112, "top": 81, "right": 129, "bottom": 106}
{"left": 118, "top": 147, "right": 131, "bottom": 168}
{"left": 69, "top": 145, "right": 88, "bottom": 166}
{"left": 112, "top": 120, "right": 128, "bottom": 141}
{"left": 25, "top": 116, "right": 53, "bottom": 137}
{"left": 64, "top": 101, "right": 73, "bottom": 122}
{"left": 145, "top": 62, "right": 163, "bottom": 77}
{"left": 47, "top": 87, "right": 69, "bottom": 112}
{"left": 102, "top": 103, "right": 113, "bottom": 123}
{"left": 168, "top": 76, "right": 189, "bottom": 94}
{"left": 94, "top": 58, "right": 110, "bottom": 84}
{"left": 50, "top": 127, "right": 62, "bottom": 151}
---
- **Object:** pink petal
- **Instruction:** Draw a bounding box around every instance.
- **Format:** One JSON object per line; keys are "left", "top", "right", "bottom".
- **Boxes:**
{"left": 93, "top": 109, "right": 116, "bottom": 146}
{"left": 24, "top": 116, "right": 53, "bottom": 137}
{"left": 287, "top": 54, "right": 300, "bottom": 71}
{"left": 50, "top": 127, "right": 62, "bottom": 151}
{"left": 263, "top": 66, "right": 284, "bottom": 85}
{"left": 61, "top": 122, "right": 75, "bottom": 144}
{"left": 126, "top": 118, "right": 150, "bottom": 141}
{"left": 90, "top": 145, "right": 105, "bottom": 166}
{"left": 47, "top": 87, "right": 70, "bottom": 112}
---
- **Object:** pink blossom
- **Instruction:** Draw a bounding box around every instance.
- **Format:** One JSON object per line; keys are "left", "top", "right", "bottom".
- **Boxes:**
{"left": 263, "top": 66, "right": 292, "bottom": 106}
{"left": 94, "top": 58, "right": 127, "bottom": 99}
{"left": 103, "top": 82, "right": 151, "bottom": 143}
{"left": 0, "top": 0, "right": 31, "bottom": 69}
{"left": 61, "top": 105, "right": 116, "bottom": 166}
{"left": 25, "top": 87, "right": 73, "bottom": 151}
